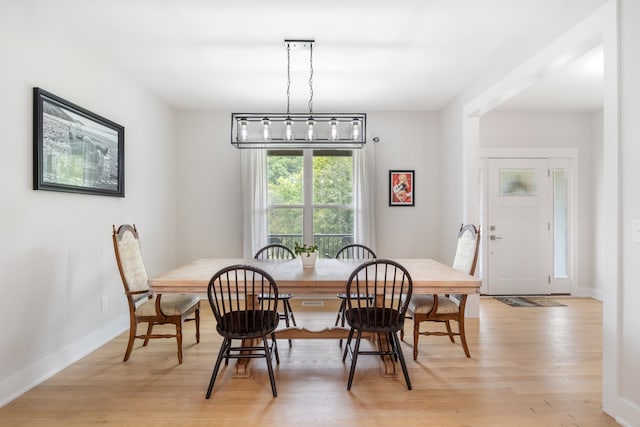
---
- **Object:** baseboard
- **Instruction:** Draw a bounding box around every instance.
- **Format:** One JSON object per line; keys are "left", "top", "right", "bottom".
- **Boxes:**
{"left": 611, "top": 395, "right": 640, "bottom": 427}
{"left": 0, "top": 314, "right": 128, "bottom": 407}
{"left": 572, "top": 286, "right": 603, "bottom": 301}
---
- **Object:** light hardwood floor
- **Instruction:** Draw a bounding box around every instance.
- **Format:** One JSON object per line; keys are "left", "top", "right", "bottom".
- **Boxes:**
{"left": 0, "top": 297, "right": 618, "bottom": 426}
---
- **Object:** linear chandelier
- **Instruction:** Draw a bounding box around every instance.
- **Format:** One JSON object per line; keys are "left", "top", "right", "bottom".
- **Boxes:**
{"left": 231, "top": 40, "right": 366, "bottom": 149}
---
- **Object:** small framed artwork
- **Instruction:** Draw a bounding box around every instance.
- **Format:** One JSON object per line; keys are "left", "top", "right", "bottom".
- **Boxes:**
{"left": 389, "top": 170, "right": 414, "bottom": 206}
{"left": 33, "top": 87, "right": 125, "bottom": 197}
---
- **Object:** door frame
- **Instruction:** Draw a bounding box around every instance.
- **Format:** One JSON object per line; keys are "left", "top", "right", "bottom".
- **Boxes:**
{"left": 479, "top": 147, "right": 578, "bottom": 295}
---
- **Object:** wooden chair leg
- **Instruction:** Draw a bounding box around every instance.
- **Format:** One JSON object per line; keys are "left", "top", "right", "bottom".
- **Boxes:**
{"left": 195, "top": 306, "right": 200, "bottom": 343}
{"left": 458, "top": 318, "right": 471, "bottom": 358}
{"left": 392, "top": 332, "right": 412, "bottom": 390}
{"left": 346, "top": 330, "right": 363, "bottom": 390}
{"left": 206, "top": 338, "right": 230, "bottom": 399}
{"left": 413, "top": 318, "right": 420, "bottom": 361}
{"left": 143, "top": 322, "right": 153, "bottom": 346}
{"left": 271, "top": 333, "right": 280, "bottom": 364}
{"left": 286, "top": 300, "right": 297, "bottom": 326}
{"left": 282, "top": 300, "right": 292, "bottom": 347}
{"left": 263, "top": 337, "right": 278, "bottom": 397}
{"left": 342, "top": 328, "right": 355, "bottom": 362}
{"left": 124, "top": 321, "right": 137, "bottom": 362}
{"left": 445, "top": 320, "right": 455, "bottom": 343}
{"left": 335, "top": 299, "right": 346, "bottom": 326}
{"left": 176, "top": 321, "right": 183, "bottom": 364}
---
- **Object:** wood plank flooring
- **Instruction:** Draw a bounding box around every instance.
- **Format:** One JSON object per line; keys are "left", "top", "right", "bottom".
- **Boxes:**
{"left": 0, "top": 297, "right": 618, "bottom": 426}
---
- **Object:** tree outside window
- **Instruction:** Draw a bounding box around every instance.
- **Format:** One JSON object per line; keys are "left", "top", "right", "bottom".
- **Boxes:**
{"left": 267, "top": 150, "right": 353, "bottom": 257}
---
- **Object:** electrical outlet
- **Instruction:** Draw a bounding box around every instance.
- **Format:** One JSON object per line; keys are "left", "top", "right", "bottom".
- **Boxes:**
{"left": 101, "top": 296, "right": 108, "bottom": 312}
{"left": 633, "top": 220, "right": 640, "bottom": 244}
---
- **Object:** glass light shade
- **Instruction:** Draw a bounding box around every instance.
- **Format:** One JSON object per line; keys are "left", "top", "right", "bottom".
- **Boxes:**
{"left": 306, "top": 118, "right": 316, "bottom": 141}
{"left": 262, "top": 118, "right": 271, "bottom": 142}
{"left": 239, "top": 119, "right": 248, "bottom": 142}
{"left": 351, "top": 118, "right": 361, "bottom": 141}
{"left": 329, "top": 118, "right": 339, "bottom": 141}
{"left": 284, "top": 118, "right": 294, "bottom": 141}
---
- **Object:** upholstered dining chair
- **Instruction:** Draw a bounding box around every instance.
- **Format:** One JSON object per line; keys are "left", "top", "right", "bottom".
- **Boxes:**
{"left": 334, "top": 244, "right": 377, "bottom": 336}
{"left": 206, "top": 264, "right": 280, "bottom": 398}
{"left": 342, "top": 259, "right": 413, "bottom": 390}
{"left": 112, "top": 224, "right": 200, "bottom": 364}
{"left": 254, "top": 243, "right": 297, "bottom": 346}
{"left": 402, "top": 224, "right": 480, "bottom": 360}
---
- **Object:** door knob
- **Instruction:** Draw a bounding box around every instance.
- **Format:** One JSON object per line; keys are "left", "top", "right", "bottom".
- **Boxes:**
{"left": 489, "top": 235, "right": 502, "bottom": 240}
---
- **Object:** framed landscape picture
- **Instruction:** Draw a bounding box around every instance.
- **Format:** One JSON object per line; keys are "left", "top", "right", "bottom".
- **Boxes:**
{"left": 389, "top": 170, "right": 414, "bottom": 206}
{"left": 33, "top": 88, "right": 125, "bottom": 197}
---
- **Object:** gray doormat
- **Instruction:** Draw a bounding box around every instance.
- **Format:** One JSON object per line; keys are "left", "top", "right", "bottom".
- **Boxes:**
{"left": 493, "top": 296, "right": 567, "bottom": 307}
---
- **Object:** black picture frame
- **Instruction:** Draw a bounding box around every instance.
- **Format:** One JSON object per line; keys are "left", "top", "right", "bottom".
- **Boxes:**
{"left": 33, "top": 88, "right": 125, "bottom": 197}
{"left": 389, "top": 170, "right": 414, "bottom": 206}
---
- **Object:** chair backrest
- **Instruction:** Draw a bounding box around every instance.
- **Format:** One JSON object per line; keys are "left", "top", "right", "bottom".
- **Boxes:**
{"left": 335, "top": 243, "right": 377, "bottom": 260}
{"left": 254, "top": 244, "right": 295, "bottom": 260}
{"left": 207, "top": 265, "right": 280, "bottom": 335}
{"left": 112, "top": 224, "right": 150, "bottom": 303}
{"left": 452, "top": 224, "right": 480, "bottom": 275}
{"left": 345, "top": 259, "right": 412, "bottom": 329}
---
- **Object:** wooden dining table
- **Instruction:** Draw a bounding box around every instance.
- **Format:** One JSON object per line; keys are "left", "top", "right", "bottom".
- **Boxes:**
{"left": 148, "top": 257, "right": 481, "bottom": 376}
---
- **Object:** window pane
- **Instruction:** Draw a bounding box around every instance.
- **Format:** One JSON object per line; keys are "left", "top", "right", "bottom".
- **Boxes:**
{"left": 267, "top": 150, "right": 303, "bottom": 205}
{"left": 268, "top": 207, "right": 302, "bottom": 249}
{"left": 313, "top": 207, "right": 354, "bottom": 258}
{"left": 553, "top": 170, "right": 568, "bottom": 278}
{"left": 313, "top": 151, "right": 353, "bottom": 205}
{"left": 500, "top": 169, "right": 537, "bottom": 195}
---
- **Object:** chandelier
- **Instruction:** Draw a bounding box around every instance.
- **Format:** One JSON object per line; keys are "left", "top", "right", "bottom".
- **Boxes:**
{"left": 231, "top": 40, "right": 366, "bottom": 149}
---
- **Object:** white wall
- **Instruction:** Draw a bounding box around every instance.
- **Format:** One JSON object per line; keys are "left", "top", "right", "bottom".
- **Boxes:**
{"left": 173, "top": 111, "right": 443, "bottom": 262}
{"left": 439, "top": 1, "right": 640, "bottom": 424}
{"left": 0, "top": 6, "right": 177, "bottom": 406}
{"left": 174, "top": 111, "right": 243, "bottom": 263}
{"left": 479, "top": 111, "right": 601, "bottom": 296}
{"left": 369, "top": 112, "right": 443, "bottom": 259}
{"left": 618, "top": 0, "right": 640, "bottom": 423}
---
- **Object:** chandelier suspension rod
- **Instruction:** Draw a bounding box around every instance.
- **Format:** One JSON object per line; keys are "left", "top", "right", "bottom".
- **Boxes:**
{"left": 308, "top": 42, "right": 313, "bottom": 114}
{"left": 286, "top": 42, "right": 291, "bottom": 115}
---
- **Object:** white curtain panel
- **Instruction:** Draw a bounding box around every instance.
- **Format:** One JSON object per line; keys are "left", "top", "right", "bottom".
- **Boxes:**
{"left": 241, "top": 149, "right": 268, "bottom": 258}
{"left": 354, "top": 142, "right": 377, "bottom": 251}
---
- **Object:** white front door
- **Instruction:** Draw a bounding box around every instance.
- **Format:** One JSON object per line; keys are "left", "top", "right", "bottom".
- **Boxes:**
{"left": 487, "top": 158, "right": 551, "bottom": 295}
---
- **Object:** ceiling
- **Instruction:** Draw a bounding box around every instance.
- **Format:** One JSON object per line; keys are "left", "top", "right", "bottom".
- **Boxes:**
{"left": 23, "top": 0, "right": 605, "bottom": 113}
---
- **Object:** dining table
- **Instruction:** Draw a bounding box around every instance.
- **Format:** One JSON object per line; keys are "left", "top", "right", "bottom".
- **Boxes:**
{"left": 148, "top": 257, "right": 481, "bottom": 376}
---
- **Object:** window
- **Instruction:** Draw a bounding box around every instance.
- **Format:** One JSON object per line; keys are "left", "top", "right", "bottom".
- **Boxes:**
{"left": 267, "top": 150, "right": 354, "bottom": 257}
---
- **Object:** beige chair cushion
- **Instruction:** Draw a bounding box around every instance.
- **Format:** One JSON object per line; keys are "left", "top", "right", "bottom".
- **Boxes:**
{"left": 136, "top": 294, "right": 200, "bottom": 317}
{"left": 452, "top": 228, "right": 477, "bottom": 274}
{"left": 116, "top": 229, "right": 149, "bottom": 292}
{"left": 408, "top": 294, "right": 459, "bottom": 315}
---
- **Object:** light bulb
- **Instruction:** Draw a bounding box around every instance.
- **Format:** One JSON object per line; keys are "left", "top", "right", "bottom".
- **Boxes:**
{"left": 239, "top": 119, "right": 248, "bottom": 142}
{"left": 262, "top": 118, "right": 271, "bottom": 142}
{"left": 351, "top": 118, "right": 361, "bottom": 141}
{"left": 329, "top": 118, "right": 339, "bottom": 141}
{"left": 284, "top": 118, "right": 294, "bottom": 141}
{"left": 306, "top": 118, "right": 316, "bottom": 141}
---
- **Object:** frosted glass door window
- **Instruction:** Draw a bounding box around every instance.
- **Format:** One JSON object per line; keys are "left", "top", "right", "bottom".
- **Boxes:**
{"left": 500, "top": 169, "right": 537, "bottom": 195}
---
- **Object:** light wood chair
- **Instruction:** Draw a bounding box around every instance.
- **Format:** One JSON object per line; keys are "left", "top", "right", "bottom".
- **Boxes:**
{"left": 254, "top": 244, "right": 297, "bottom": 346}
{"left": 342, "top": 259, "right": 413, "bottom": 390}
{"left": 402, "top": 224, "right": 480, "bottom": 360}
{"left": 206, "top": 264, "right": 280, "bottom": 398}
{"left": 112, "top": 224, "right": 200, "bottom": 364}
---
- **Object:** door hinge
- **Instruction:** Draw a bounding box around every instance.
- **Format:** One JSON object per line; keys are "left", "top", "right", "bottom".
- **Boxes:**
{"left": 548, "top": 169, "right": 551, "bottom": 177}
{"left": 548, "top": 222, "right": 551, "bottom": 231}
{"left": 548, "top": 275, "right": 551, "bottom": 284}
